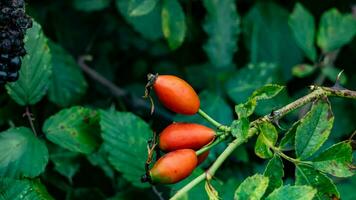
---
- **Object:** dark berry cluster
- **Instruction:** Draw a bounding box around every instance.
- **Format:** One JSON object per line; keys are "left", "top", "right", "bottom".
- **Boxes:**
{"left": 0, "top": 0, "right": 32, "bottom": 84}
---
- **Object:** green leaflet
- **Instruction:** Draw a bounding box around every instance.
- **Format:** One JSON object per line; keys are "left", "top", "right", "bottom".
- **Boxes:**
{"left": 161, "top": 0, "right": 186, "bottom": 50}
{"left": 43, "top": 106, "right": 100, "bottom": 154}
{"left": 6, "top": 21, "right": 52, "bottom": 106}
{"left": 100, "top": 110, "right": 152, "bottom": 188}
{"left": 295, "top": 100, "right": 334, "bottom": 160}
{"left": 234, "top": 174, "right": 269, "bottom": 200}
{"left": 203, "top": 0, "right": 240, "bottom": 68}
{"left": 0, "top": 127, "right": 48, "bottom": 178}
{"left": 289, "top": 3, "right": 317, "bottom": 61}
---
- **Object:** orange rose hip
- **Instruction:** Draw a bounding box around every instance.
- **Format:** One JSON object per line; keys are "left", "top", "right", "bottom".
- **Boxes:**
{"left": 159, "top": 123, "right": 215, "bottom": 151}
{"left": 149, "top": 149, "right": 198, "bottom": 184}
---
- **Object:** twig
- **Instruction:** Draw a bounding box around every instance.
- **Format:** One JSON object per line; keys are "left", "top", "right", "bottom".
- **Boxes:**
{"left": 23, "top": 106, "right": 37, "bottom": 136}
{"left": 77, "top": 55, "right": 173, "bottom": 121}
{"left": 170, "top": 85, "right": 356, "bottom": 200}
{"left": 152, "top": 186, "right": 165, "bottom": 200}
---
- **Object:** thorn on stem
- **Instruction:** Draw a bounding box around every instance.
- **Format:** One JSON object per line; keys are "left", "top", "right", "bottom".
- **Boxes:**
{"left": 332, "top": 69, "right": 345, "bottom": 90}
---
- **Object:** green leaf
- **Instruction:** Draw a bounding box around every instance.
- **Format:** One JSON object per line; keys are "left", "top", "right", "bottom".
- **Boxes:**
{"left": 231, "top": 118, "right": 249, "bottom": 139}
{"left": 116, "top": 0, "right": 163, "bottom": 40}
{"left": 250, "top": 84, "right": 284, "bottom": 101}
{"left": 279, "top": 121, "right": 299, "bottom": 151}
{"left": 175, "top": 91, "right": 233, "bottom": 129}
{"left": 255, "top": 122, "right": 278, "bottom": 159}
{"left": 295, "top": 100, "right": 334, "bottom": 160}
{"left": 226, "top": 63, "right": 282, "bottom": 104}
{"left": 203, "top": 0, "right": 240, "bottom": 68}
{"left": 243, "top": 3, "right": 303, "bottom": 81}
{"left": 100, "top": 110, "right": 151, "bottom": 188}
{"left": 296, "top": 165, "right": 339, "bottom": 199}
{"left": 317, "top": 8, "right": 356, "bottom": 52}
{"left": 0, "top": 127, "right": 48, "bottom": 178}
{"left": 87, "top": 146, "right": 115, "bottom": 179}
{"left": 234, "top": 174, "right": 269, "bottom": 200}
{"left": 337, "top": 174, "right": 356, "bottom": 200}
{"left": 0, "top": 178, "right": 54, "bottom": 200}
{"left": 128, "top": 0, "right": 158, "bottom": 16}
{"left": 161, "top": 0, "right": 186, "bottom": 50}
{"left": 292, "top": 64, "right": 316, "bottom": 78}
{"left": 235, "top": 99, "right": 257, "bottom": 118}
{"left": 73, "top": 0, "right": 110, "bottom": 12}
{"left": 288, "top": 3, "right": 317, "bottom": 61}
{"left": 48, "top": 42, "right": 88, "bottom": 107}
{"left": 49, "top": 145, "right": 80, "bottom": 182}
{"left": 264, "top": 155, "right": 284, "bottom": 196}
{"left": 321, "top": 67, "right": 347, "bottom": 85}
{"left": 312, "top": 142, "right": 353, "bottom": 177}
{"left": 265, "top": 185, "right": 316, "bottom": 200}
{"left": 43, "top": 106, "right": 100, "bottom": 154}
{"left": 6, "top": 21, "right": 52, "bottom": 106}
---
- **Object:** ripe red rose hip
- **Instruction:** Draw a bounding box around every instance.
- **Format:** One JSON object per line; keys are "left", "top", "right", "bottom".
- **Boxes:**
{"left": 159, "top": 123, "right": 215, "bottom": 151}
{"left": 148, "top": 74, "right": 200, "bottom": 115}
{"left": 149, "top": 149, "right": 197, "bottom": 184}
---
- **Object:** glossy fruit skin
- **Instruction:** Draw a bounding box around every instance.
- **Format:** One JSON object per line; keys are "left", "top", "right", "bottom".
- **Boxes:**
{"left": 153, "top": 75, "right": 200, "bottom": 115}
{"left": 150, "top": 149, "right": 197, "bottom": 184}
{"left": 159, "top": 123, "right": 215, "bottom": 151}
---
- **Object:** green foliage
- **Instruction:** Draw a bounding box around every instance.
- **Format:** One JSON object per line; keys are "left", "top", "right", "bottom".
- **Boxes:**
{"left": 0, "top": 127, "right": 48, "bottom": 178}
{"left": 231, "top": 118, "right": 249, "bottom": 139}
{"left": 43, "top": 106, "right": 100, "bottom": 154}
{"left": 265, "top": 185, "right": 316, "bottom": 200}
{"left": 263, "top": 155, "right": 284, "bottom": 196}
{"left": 289, "top": 3, "right": 317, "bottom": 62}
{"left": 312, "top": 142, "right": 353, "bottom": 177}
{"left": 203, "top": 0, "right": 240, "bottom": 68}
{"left": 73, "top": 0, "right": 111, "bottom": 12}
{"left": 47, "top": 42, "right": 88, "bottom": 107}
{"left": 116, "top": 0, "right": 163, "bottom": 40}
{"left": 226, "top": 63, "right": 281, "bottom": 104}
{"left": 317, "top": 8, "right": 356, "bottom": 52}
{"left": 100, "top": 110, "right": 151, "bottom": 188}
{"left": 49, "top": 145, "right": 80, "bottom": 182}
{"left": 243, "top": 3, "right": 303, "bottom": 80}
{"left": 292, "top": 64, "right": 316, "bottom": 78}
{"left": 234, "top": 83, "right": 285, "bottom": 118}
{"left": 295, "top": 165, "right": 339, "bottom": 199}
{"left": 255, "top": 122, "right": 278, "bottom": 159}
{"left": 279, "top": 121, "right": 299, "bottom": 151}
{"left": 126, "top": 0, "right": 159, "bottom": 17}
{"left": 295, "top": 100, "right": 334, "bottom": 160}
{"left": 234, "top": 174, "right": 269, "bottom": 200}
{"left": 6, "top": 21, "right": 52, "bottom": 106}
{"left": 161, "top": 0, "right": 186, "bottom": 50}
{"left": 0, "top": 178, "right": 54, "bottom": 200}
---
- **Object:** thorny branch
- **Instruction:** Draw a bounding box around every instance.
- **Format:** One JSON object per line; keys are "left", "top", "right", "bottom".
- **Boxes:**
{"left": 170, "top": 85, "right": 356, "bottom": 200}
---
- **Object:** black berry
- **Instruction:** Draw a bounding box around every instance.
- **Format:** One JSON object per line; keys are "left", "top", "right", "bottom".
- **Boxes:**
{"left": 0, "top": 0, "right": 32, "bottom": 84}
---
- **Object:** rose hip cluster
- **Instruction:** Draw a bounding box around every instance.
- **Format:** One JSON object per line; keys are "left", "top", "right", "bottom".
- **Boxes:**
{"left": 0, "top": 0, "right": 32, "bottom": 84}
{"left": 144, "top": 74, "right": 216, "bottom": 184}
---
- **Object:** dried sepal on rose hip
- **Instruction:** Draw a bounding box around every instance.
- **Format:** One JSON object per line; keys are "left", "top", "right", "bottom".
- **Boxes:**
{"left": 144, "top": 73, "right": 200, "bottom": 115}
{"left": 159, "top": 122, "right": 215, "bottom": 152}
{"left": 144, "top": 149, "right": 198, "bottom": 184}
